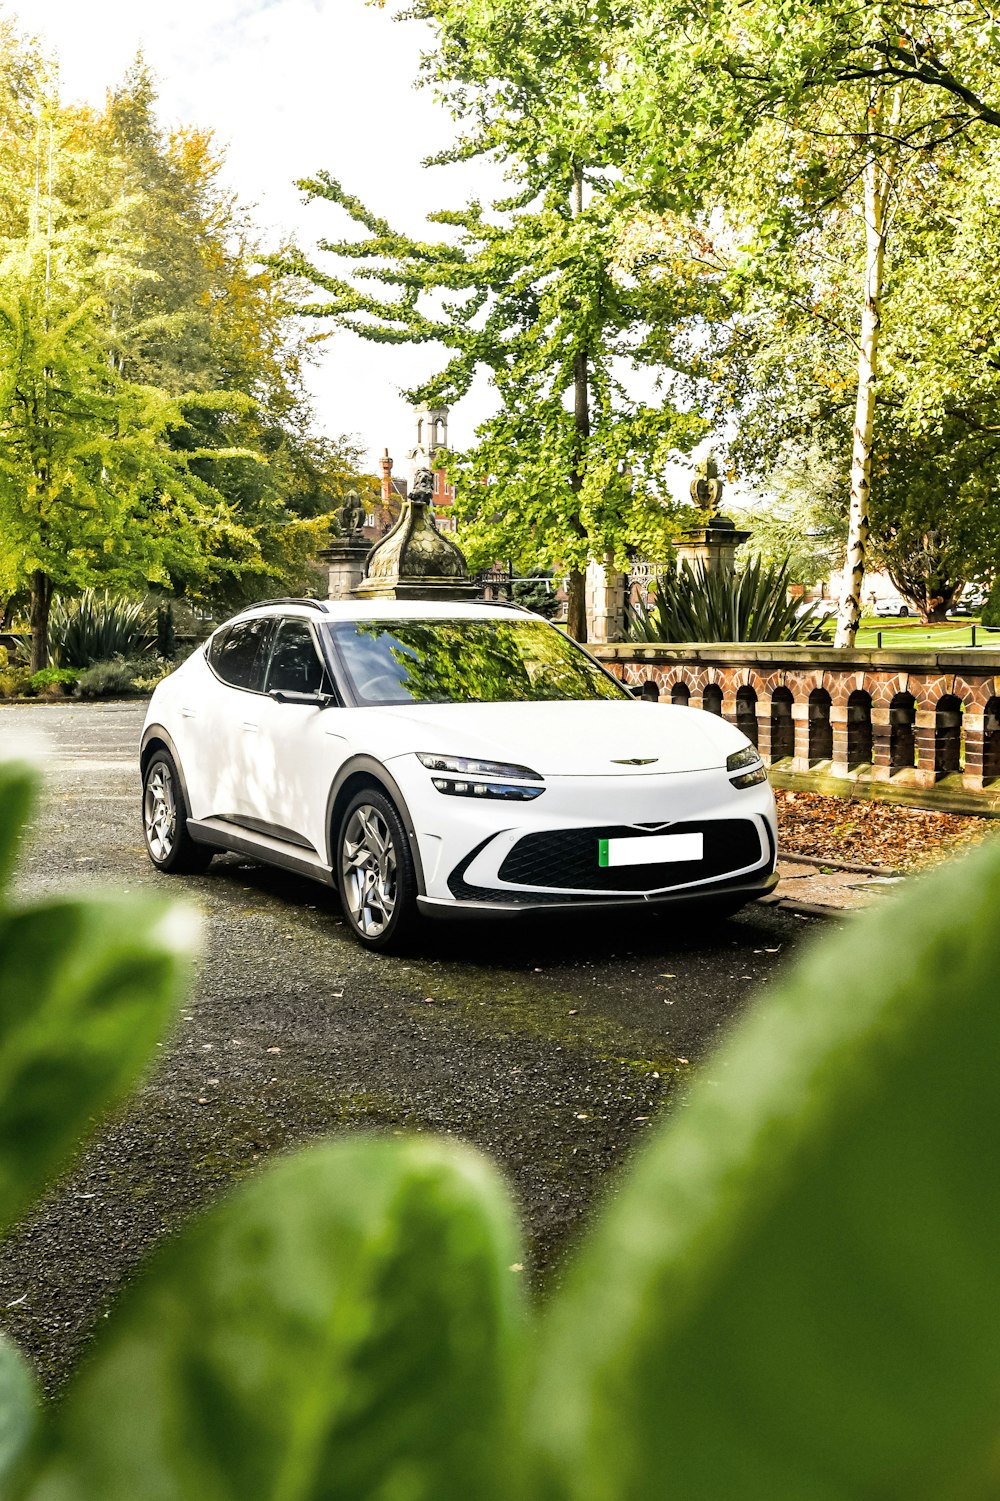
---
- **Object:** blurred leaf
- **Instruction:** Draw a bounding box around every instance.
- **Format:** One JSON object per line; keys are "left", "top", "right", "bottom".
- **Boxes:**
{"left": 0, "top": 763, "right": 35, "bottom": 898}
{"left": 530, "top": 839, "right": 1000, "bottom": 1500}
{"left": 24, "top": 1138, "right": 525, "bottom": 1501}
{"left": 0, "top": 1331, "right": 36, "bottom": 1490}
{"left": 0, "top": 882, "right": 197, "bottom": 1236}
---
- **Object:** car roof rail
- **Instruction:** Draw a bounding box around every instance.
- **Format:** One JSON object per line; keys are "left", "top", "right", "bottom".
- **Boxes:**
{"left": 252, "top": 597, "right": 330, "bottom": 612}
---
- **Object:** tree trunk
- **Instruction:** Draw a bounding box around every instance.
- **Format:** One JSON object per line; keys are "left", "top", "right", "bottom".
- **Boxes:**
{"left": 29, "top": 569, "right": 51, "bottom": 673}
{"left": 566, "top": 163, "right": 590, "bottom": 643}
{"left": 566, "top": 568, "right": 587, "bottom": 640}
{"left": 835, "top": 94, "right": 899, "bottom": 649}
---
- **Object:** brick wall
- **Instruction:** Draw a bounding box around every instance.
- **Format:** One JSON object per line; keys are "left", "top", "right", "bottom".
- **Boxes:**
{"left": 591, "top": 642, "right": 1000, "bottom": 795}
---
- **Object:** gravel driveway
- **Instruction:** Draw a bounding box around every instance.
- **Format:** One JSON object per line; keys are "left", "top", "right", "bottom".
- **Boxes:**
{"left": 0, "top": 699, "right": 817, "bottom": 1391}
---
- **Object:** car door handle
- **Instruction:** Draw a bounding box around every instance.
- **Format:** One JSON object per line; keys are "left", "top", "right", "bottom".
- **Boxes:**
{"left": 180, "top": 707, "right": 196, "bottom": 718}
{"left": 242, "top": 721, "right": 258, "bottom": 733}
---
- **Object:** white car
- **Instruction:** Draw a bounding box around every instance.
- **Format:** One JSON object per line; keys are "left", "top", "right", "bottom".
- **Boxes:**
{"left": 140, "top": 599, "right": 778, "bottom": 949}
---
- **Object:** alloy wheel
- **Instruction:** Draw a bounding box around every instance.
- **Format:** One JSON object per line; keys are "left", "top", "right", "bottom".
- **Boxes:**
{"left": 341, "top": 804, "right": 398, "bottom": 936}
{"left": 144, "top": 763, "right": 177, "bottom": 863}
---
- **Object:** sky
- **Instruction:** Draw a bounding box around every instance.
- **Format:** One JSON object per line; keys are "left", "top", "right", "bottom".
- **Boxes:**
{"left": 17, "top": 0, "right": 501, "bottom": 476}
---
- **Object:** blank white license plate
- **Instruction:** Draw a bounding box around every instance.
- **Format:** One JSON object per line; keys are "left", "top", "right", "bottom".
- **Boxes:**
{"left": 598, "top": 833, "right": 704, "bottom": 868}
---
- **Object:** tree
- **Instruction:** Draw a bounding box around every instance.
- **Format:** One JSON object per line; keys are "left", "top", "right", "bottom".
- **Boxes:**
{"left": 623, "top": 0, "right": 1000, "bottom": 643}
{"left": 0, "top": 36, "right": 369, "bottom": 661}
{"left": 281, "top": 1, "right": 706, "bottom": 641}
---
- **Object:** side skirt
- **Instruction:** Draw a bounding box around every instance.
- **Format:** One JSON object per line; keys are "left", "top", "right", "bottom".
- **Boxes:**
{"left": 187, "top": 818, "right": 336, "bottom": 888}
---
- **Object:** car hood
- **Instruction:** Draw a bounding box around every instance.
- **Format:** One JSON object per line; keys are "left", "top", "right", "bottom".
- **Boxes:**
{"left": 368, "top": 699, "right": 747, "bottom": 776}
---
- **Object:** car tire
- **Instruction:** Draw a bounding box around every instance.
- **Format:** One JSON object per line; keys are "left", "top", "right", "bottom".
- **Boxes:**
{"left": 335, "top": 787, "right": 418, "bottom": 951}
{"left": 142, "top": 749, "right": 214, "bottom": 875}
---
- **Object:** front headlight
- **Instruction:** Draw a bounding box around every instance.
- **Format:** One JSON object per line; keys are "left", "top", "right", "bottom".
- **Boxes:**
{"left": 726, "top": 745, "right": 760, "bottom": 773}
{"left": 726, "top": 743, "right": 767, "bottom": 789}
{"left": 416, "top": 752, "right": 545, "bottom": 801}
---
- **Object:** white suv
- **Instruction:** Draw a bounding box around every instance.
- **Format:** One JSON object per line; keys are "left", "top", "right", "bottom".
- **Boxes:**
{"left": 140, "top": 599, "right": 778, "bottom": 949}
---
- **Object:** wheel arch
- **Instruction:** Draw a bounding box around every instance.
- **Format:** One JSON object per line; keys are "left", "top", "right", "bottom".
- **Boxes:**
{"left": 325, "top": 756, "right": 427, "bottom": 895}
{"left": 139, "top": 725, "right": 194, "bottom": 815}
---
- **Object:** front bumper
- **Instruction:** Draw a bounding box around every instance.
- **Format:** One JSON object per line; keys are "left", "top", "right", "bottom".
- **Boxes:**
{"left": 387, "top": 756, "right": 778, "bottom": 914}
{"left": 416, "top": 868, "right": 779, "bottom": 920}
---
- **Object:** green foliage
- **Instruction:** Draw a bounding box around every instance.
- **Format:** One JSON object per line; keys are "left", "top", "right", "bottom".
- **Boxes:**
{"left": 0, "top": 762, "right": 196, "bottom": 1240}
{"left": 511, "top": 569, "right": 560, "bottom": 619}
{"left": 7, "top": 758, "right": 1000, "bottom": 1493}
{"left": 75, "top": 658, "right": 145, "bottom": 698}
{"left": 0, "top": 31, "right": 369, "bottom": 668}
{"left": 284, "top": 1, "right": 707, "bottom": 635}
{"left": 980, "top": 592, "right": 1000, "bottom": 628}
{"left": 0, "top": 667, "right": 32, "bottom": 700}
{"left": 48, "top": 591, "right": 151, "bottom": 669}
{"left": 628, "top": 556, "right": 823, "bottom": 642}
{"left": 27, "top": 667, "right": 79, "bottom": 696}
{"left": 155, "top": 603, "right": 176, "bottom": 661}
{"left": 22, "top": 1139, "right": 523, "bottom": 1501}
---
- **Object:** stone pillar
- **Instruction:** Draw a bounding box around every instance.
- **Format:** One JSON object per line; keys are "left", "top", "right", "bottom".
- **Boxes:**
{"left": 321, "top": 538, "right": 371, "bottom": 601}
{"left": 585, "top": 554, "right": 627, "bottom": 643}
{"left": 963, "top": 711, "right": 985, "bottom": 792}
{"left": 756, "top": 697, "right": 773, "bottom": 764}
{"left": 914, "top": 709, "right": 938, "bottom": 787}
{"left": 830, "top": 703, "right": 850, "bottom": 779}
{"left": 871, "top": 705, "right": 893, "bottom": 782}
{"left": 791, "top": 701, "right": 811, "bottom": 772}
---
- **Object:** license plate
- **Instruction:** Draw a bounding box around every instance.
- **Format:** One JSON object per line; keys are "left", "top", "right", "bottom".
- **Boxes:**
{"left": 598, "top": 833, "right": 704, "bottom": 868}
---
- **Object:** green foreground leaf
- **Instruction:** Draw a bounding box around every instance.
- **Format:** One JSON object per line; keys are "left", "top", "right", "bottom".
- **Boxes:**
{"left": 23, "top": 1138, "right": 526, "bottom": 1501}
{"left": 0, "top": 1334, "right": 36, "bottom": 1491}
{"left": 0, "top": 761, "right": 197, "bottom": 1238}
{"left": 530, "top": 839, "right": 1000, "bottom": 1501}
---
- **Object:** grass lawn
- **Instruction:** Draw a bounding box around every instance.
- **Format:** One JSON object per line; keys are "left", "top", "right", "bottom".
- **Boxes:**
{"left": 823, "top": 618, "right": 1000, "bottom": 651}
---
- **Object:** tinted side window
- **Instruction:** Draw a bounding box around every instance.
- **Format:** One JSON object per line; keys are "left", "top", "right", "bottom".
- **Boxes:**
{"left": 209, "top": 619, "right": 274, "bottom": 691}
{"left": 265, "top": 620, "right": 324, "bottom": 695}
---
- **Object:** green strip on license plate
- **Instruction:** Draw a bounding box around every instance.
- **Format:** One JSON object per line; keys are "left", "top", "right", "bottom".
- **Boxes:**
{"left": 598, "top": 838, "right": 610, "bottom": 867}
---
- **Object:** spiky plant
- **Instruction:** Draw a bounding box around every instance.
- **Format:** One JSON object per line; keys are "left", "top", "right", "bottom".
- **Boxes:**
{"left": 48, "top": 591, "right": 153, "bottom": 668}
{"left": 627, "top": 555, "right": 825, "bottom": 643}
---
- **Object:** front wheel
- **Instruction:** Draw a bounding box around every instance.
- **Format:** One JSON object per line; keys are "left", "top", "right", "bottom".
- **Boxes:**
{"left": 335, "top": 788, "right": 417, "bottom": 951}
{"left": 142, "top": 749, "right": 214, "bottom": 875}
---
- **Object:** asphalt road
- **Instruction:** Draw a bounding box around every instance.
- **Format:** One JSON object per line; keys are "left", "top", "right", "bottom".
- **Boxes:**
{"left": 0, "top": 699, "right": 821, "bottom": 1392}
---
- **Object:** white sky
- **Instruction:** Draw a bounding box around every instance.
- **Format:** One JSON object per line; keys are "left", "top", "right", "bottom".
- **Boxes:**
{"left": 14, "top": 0, "right": 500, "bottom": 474}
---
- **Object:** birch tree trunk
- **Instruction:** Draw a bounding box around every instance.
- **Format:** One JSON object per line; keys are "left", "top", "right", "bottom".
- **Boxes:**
{"left": 835, "top": 94, "right": 899, "bottom": 648}
{"left": 566, "top": 163, "right": 589, "bottom": 643}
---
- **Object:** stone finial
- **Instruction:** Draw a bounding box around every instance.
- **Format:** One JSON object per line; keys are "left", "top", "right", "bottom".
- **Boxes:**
{"left": 337, "top": 489, "right": 366, "bottom": 537}
{"left": 353, "top": 466, "right": 477, "bottom": 601}
{"left": 690, "top": 454, "right": 724, "bottom": 515}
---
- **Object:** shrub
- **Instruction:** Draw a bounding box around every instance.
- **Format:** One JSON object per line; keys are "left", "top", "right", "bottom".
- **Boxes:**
{"left": 155, "top": 603, "right": 177, "bottom": 661}
{"left": 75, "top": 658, "right": 143, "bottom": 698}
{"left": 980, "top": 591, "right": 1000, "bottom": 628}
{"left": 48, "top": 591, "right": 152, "bottom": 669}
{"left": 28, "top": 667, "right": 80, "bottom": 697}
{"left": 0, "top": 646, "right": 7, "bottom": 670}
{"left": 628, "top": 554, "right": 825, "bottom": 643}
{"left": 131, "top": 662, "right": 174, "bottom": 693}
{"left": 0, "top": 667, "right": 34, "bottom": 699}
{"left": 3, "top": 758, "right": 1000, "bottom": 1497}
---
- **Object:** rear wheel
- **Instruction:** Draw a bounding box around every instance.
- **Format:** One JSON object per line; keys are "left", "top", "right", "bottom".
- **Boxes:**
{"left": 142, "top": 749, "right": 213, "bottom": 875}
{"left": 335, "top": 788, "right": 417, "bottom": 951}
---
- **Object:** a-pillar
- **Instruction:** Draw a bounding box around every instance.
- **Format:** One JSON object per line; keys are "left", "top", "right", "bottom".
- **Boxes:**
{"left": 585, "top": 554, "right": 626, "bottom": 643}
{"left": 791, "top": 700, "right": 810, "bottom": 772}
{"left": 963, "top": 711, "right": 985, "bottom": 792}
{"left": 871, "top": 704, "right": 893, "bottom": 782}
{"left": 830, "top": 703, "right": 850, "bottom": 779}
{"left": 914, "top": 708, "right": 938, "bottom": 787}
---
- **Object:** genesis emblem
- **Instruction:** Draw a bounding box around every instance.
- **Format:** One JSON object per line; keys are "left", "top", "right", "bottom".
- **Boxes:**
{"left": 611, "top": 757, "right": 658, "bottom": 765}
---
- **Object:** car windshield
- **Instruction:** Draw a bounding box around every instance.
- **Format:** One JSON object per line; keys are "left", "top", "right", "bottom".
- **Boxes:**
{"left": 324, "top": 618, "right": 628, "bottom": 706}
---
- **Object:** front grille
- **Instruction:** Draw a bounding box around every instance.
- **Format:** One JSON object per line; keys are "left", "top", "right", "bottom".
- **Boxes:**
{"left": 495, "top": 820, "right": 764, "bottom": 893}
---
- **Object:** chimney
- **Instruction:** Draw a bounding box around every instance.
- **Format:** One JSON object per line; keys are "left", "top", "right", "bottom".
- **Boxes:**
{"left": 380, "top": 449, "right": 393, "bottom": 510}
